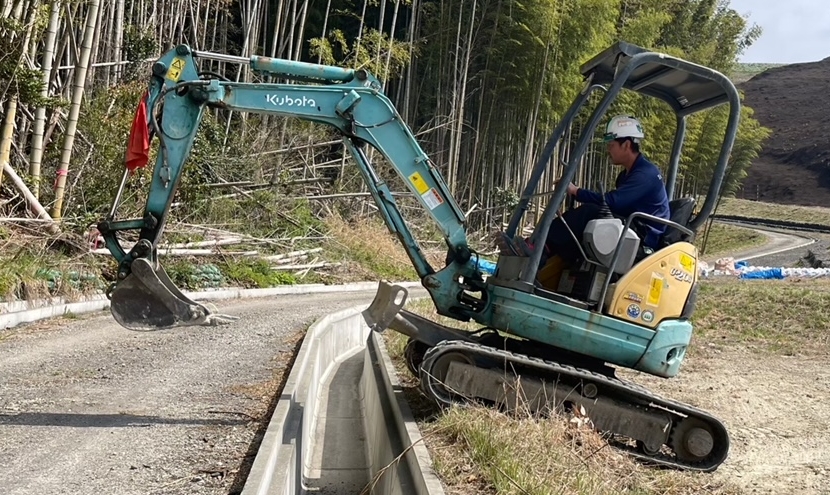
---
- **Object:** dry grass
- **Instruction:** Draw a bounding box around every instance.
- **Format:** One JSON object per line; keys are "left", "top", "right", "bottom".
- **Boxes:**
{"left": 0, "top": 225, "right": 106, "bottom": 303}
{"left": 424, "top": 407, "right": 739, "bottom": 495}
{"left": 385, "top": 300, "right": 742, "bottom": 495}
{"left": 716, "top": 198, "right": 830, "bottom": 227}
{"left": 322, "top": 213, "right": 445, "bottom": 282}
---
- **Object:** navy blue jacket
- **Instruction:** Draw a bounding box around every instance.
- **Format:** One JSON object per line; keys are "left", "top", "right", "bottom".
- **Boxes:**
{"left": 574, "top": 154, "right": 671, "bottom": 248}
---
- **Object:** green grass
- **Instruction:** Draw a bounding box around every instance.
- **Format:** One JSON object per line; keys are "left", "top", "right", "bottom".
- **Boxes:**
{"left": 219, "top": 258, "right": 297, "bottom": 287}
{"left": 692, "top": 278, "right": 830, "bottom": 356}
{"left": 716, "top": 198, "right": 830, "bottom": 227}
{"left": 730, "top": 63, "right": 785, "bottom": 84}
{"left": 697, "top": 222, "right": 767, "bottom": 257}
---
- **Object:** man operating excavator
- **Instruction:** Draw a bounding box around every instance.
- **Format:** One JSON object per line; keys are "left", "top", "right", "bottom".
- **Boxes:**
{"left": 500, "top": 115, "right": 671, "bottom": 267}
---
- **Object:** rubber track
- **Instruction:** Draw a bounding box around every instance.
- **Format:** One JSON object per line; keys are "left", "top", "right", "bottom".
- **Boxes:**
{"left": 420, "top": 340, "right": 730, "bottom": 472}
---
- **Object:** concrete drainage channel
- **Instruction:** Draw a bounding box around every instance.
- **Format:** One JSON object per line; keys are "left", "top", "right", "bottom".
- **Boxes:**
{"left": 242, "top": 303, "right": 445, "bottom": 495}
{"left": 0, "top": 282, "right": 445, "bottom": 495}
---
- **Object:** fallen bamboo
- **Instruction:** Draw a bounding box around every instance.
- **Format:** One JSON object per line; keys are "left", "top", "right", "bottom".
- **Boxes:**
{"left": 164, "top": 237, "right": 244, "bottom": 249}
{"left": 2, "top": 163, "right": 61, "bottom": 234}
{"left": 271, "top": 262, "right": 339, "bottom": 270}
{"left": 90, "top": 248, "right": 260, "bottom": 257}
{"left": 262, "top": 247, "right": 322, "bottom": 261}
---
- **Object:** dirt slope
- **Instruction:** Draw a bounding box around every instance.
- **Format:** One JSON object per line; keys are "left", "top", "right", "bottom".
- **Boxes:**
{"left": 737, "top": 58, "right": 830, "bottom": 206}
{"left": 627, "top": 345, "right": 830, "bottom": 494}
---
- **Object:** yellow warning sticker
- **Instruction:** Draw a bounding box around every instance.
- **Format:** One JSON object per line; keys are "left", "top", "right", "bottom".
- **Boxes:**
{"left": 680, "top": 253, "right": 694, "bottom": 272}
{"left": 647, "top": 274, "right": 663, "bottom": 306}
{"left": 409, "top": 172, "right": 429, "bottom": 194}
{"left": 167, "top": 57, "right": 186, "bottom": 82}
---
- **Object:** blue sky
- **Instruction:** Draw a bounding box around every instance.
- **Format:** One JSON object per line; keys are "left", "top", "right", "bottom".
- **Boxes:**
{"left": 729, "top": 0, "right": 830, "bottom": 63}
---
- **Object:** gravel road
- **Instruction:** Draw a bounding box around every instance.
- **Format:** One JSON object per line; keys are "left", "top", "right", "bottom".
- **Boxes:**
{"left": 0, "top": 290, "right": 379, "bottom": 495}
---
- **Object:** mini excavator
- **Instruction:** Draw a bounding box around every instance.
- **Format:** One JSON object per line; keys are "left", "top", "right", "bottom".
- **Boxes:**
{"left": 98, "top": 41, "right": 740, "bottom": 472}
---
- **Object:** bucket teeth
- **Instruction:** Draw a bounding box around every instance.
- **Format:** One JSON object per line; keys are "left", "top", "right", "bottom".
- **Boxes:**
{"left": 110, "top": 258, "right": 231, "bottom": 331}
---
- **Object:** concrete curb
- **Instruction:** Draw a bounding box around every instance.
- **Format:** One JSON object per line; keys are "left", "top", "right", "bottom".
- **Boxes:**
{"left": 241, "top": 304, "right": 445, "bottom": 495}
{"left": 0, "top": 281, "right": 423, "bottom": 330}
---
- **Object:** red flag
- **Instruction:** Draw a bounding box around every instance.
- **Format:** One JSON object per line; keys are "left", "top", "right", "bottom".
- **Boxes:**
{"left": 125, "top": 91, "right": 151, "bottom": 172}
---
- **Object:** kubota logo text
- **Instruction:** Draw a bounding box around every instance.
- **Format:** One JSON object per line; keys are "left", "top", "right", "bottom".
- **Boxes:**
{"left": 266, "top": 94, "right": 316, "bottom": 107}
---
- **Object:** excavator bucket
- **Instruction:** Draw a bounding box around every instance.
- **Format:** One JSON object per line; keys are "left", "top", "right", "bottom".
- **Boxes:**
{"left": 110, "top": 258, "right": 224, "bottom": 331}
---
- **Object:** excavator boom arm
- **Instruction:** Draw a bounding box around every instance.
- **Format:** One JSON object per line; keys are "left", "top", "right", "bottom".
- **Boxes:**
{"left": 100, "top": 45, "right": 485, "bottom": 330}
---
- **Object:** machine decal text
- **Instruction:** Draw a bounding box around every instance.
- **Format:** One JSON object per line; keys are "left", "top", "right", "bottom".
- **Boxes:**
{"left": 623, "top": 292, "right": 643, "bottom": 303}
{"left": 670, "top": 267, "right": 693, "bottom": 284}
{"left": 409, "top": 172, "right": 430, "bottom": 194}
{"left": 266, "top": 94, "right": 317, "bottom": 107}
{"left": 679, "top": 253, "right": 694, "bottom": 272}
{"left": 421, "top": 188, "right": 444, "bottom": 210}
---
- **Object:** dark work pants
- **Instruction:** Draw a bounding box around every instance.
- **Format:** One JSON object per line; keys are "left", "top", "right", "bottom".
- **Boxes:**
{"left": 542, "top": 203, "right": 602, "bottom": 264}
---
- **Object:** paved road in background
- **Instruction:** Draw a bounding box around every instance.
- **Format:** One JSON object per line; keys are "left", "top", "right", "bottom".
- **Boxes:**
{"left": 706, "top": 221, "right": 824, "bottom": 267}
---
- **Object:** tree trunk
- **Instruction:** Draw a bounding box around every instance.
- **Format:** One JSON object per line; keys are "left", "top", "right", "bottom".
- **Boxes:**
{"left": 51, "top": 0, "right": 101, "bottom": 220}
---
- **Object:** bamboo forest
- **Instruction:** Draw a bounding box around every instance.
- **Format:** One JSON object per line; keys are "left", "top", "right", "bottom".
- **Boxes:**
{"left": 0, "top": 0, "right": 770, "bottom": 233}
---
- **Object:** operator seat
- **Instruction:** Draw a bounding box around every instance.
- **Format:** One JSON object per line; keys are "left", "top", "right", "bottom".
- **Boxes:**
{"left": 660, "top": 197, "right": 696, "bottom": 246}
{"left": 634, "top": 197, "right": 696, "bottom": 261}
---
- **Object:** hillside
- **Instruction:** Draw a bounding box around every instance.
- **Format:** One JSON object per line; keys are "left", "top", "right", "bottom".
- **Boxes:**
{"left": 731, "top": 62, "right": 785, "bottom": 84}
{"left": 736, "top": 57, "right": 830, "bottom": 206}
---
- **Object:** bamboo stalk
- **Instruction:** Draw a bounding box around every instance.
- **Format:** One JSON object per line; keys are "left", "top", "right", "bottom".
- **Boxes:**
{"left": 28, "top": 0, "right": 62, "bottom": 200}
{"left": 293, "top": 0, "right": 309, "bottom": 61}
{"left": 51, "top": 0, "right": 101, "bottom": 220}
{"left": 0, "top": 95, "right": 17, "bottom": 186}
{"left": 113, "top": 0, "right": 125, "bottom": 80}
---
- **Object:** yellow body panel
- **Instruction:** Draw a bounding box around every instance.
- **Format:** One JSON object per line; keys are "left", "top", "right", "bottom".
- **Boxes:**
{"left": 607, "top": 242, "right": 697, "bottom": 328}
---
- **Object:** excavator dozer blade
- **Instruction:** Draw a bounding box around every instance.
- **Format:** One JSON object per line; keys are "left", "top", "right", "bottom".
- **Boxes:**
{"left": 110, "top": 258, "right": 214, "bottom": 331}
{"left": 362, "top": 281, "right": 408, "bottom": 332}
